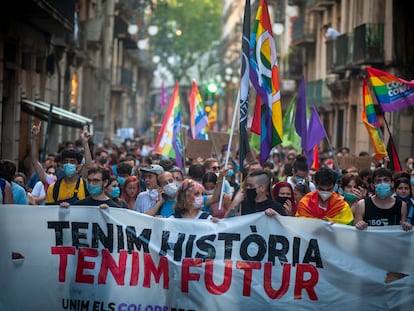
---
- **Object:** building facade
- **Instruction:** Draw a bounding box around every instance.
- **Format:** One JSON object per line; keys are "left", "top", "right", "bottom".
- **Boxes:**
{"left": 0, "top": 0, "right": 154, "bottom": 168}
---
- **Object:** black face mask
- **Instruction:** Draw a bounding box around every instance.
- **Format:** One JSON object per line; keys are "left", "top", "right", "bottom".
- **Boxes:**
{"left": 246, "top": 188, "right": 258, "bottom": 202}
{"left": 276, "top": 197, "right": 289, "bottom": 205}
{"left": 99, "top": 158, "right": 107, "bottom": 165}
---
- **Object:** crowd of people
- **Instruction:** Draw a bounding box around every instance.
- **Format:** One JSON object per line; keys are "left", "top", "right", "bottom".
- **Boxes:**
{"left": 0, "top": 124, "right": 413, "bottom": 232}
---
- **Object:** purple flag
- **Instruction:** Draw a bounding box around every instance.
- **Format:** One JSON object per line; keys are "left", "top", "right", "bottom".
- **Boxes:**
{"left": 306, "top": 106, "right": 327, "bottom": 169}
{"left": 159, "top": 81, "right": 168, "bottom": 110}
{"left": 295, "top": 75, "right": 307, "bottom": 152}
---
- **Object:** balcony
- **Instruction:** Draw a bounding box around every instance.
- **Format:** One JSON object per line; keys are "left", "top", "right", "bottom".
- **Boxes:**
{"left": 281, "top": 49, "right": 303, "bottom": 80}
{"left": 112, "top": 67, "right": 133, "bottom": 92}
{"left": 352, "top": 23, "right": 384, "bottom": 65}
{"left": 306, "top": 79, "right": 330, "bottom": 107}
{"left": 291, "top": 15, "right": 316, "bottom": 46}
{"left": 326, "top": 40, "right": 335, "bottom": 73}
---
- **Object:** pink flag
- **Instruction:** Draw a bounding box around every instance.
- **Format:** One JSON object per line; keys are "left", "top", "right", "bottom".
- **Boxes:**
{"left": 159, "top": 81, "right": 168, "bottom": 110}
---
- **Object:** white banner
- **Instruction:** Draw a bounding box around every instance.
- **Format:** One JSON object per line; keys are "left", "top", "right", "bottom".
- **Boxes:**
{"left": 0, "top": 205, "right": 413, "bottom": 311}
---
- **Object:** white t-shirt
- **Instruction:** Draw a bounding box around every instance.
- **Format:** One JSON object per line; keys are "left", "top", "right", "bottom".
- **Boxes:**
{"left": 31, "top": 181, "right": 46, "bottom": 205}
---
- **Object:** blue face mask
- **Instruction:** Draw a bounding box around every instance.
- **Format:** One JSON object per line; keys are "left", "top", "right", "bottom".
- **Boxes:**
{"left": 294, "top": 176, "right": 305, "bottom": 184}
{"left": 411, "top": 178, "right": 414, "bottom": 186}
{"left": 87, "top": 184, "right": 102, "bottom": 196}
{"left": 375, "top": 183, "right": 392, "bottom": 199}
{"left": 117, "top": 177, "right": 126, "bottom": 186}
{"left": 227, "top": 169, "right": 234, "bottom": 177}
{"left": 333, "top": 184, "right": 339, "bottom": 193}
{"left": 63, "top": 163, "right": 77, "bottom": 177}
{"left": 110, "top": 186, "right": 120, "bottom": 198}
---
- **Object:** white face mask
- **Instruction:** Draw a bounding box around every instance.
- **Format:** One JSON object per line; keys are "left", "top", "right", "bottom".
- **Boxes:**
{"left": 149, "top": 189, "right": 159, "bottom": 200}
{"left": 205, "top": 189, "right": 214, "bottom": 195}
{"left": 193, "top": 196, "right": 204, "bottom": 209}
{"left": 163, "top": 183, "right": 178, "bottom": 197}
{"left": 319, "top": 191, "right": 333, "bottom": 201}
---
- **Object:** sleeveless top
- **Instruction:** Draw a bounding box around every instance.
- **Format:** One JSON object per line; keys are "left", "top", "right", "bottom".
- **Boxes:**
{"left": 363, "top": 197, "right": 402, "bottom": 226}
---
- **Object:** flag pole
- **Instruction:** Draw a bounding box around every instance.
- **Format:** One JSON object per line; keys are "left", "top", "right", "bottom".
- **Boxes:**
{"left": 218, "top": 91, "right": 240, "bottom": 210}
{"left": 324, "top": 133, "right": 341, "bottom": 173}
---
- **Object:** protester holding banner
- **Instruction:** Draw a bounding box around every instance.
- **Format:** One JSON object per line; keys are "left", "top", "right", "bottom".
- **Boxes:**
{"left": 354, "top": 168, "right": 412, "bottom": 231}
{"left": 104, "top": 176, "right": 128, "bottom": 208}
{"left": 144, "top": 171, "right": 176, "bottom": 217}
{"left": 171, "top": 178, "right": 217, "bottom": 221}
{"left": 134, "top": 164, "right": 164, "bottom": 213}
{"left": 296, "top": 167, "right": 354, "bottom": 225}
{"left": 66, "top": 167, "right": 118, "bottom": 209}
{"left": 339, "top": 173, "right": 367, "bottom": 214}
{"left": 227, "top": 169, "right": 286, "bottom": 217}
{"left": 120, "top": 175, "right": 140, "bottom": 210}
{"left": 271, "top": 181, "right": 297, "bottom": 216}
{"left": 392, "top": 176, "right": 413, "bottom": 226}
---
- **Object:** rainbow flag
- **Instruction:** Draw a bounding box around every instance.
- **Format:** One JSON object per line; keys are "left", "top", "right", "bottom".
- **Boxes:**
{"left": 249, "top": 0, "right": 283, "bottom": 164}
{"left": 154, "top": 82, "right": 183, "bottom": 168}
{"left": 366, "top": 67, "right": 414, "bottom": 112}
{"left": 189, "top": 80, "right": 208, "bottom": 140}
{"left": 362, "top": 78, "right": 387, "bottom": 162}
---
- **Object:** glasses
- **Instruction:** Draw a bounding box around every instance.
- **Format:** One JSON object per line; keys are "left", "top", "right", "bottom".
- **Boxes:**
{"left": 211, "top": 166, "right": 220, "bottom": 171}
{"left": 87, "top": 178, "right": 102, "bottom": 184}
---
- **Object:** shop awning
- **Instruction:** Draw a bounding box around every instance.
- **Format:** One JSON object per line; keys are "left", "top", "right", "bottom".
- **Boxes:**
{"left": 21, "top": 99, "right": 93, "bottom": 129}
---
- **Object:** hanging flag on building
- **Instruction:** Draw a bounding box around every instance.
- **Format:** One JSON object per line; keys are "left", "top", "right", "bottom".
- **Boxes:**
{"left": 239, "top": 0, "right": 251, "bottom": 171}
{"left": 154, "top": 82, "right": 183, "bottom": 168}
{"left": 366, "top": 67, "right": 414, "bottom": 112}
{"left": 159, "top": 81, "right": 168, "bottom": 110}
{"left": 189, "top": 80, "right": 208, "bottom": 140}
{"left": 249, "top": 0, "right": 283, "bottom": 164}
{"left": 361, "top": 77, "right": 388, "bottom": 163}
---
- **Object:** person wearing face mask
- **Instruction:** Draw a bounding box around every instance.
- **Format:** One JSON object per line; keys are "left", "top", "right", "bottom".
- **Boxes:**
{"left": 296, "top": 167, "right": 354, "bottom": 225}
{"left": 45, "top": 148, "right": 88, "bottom": 205}
{"left": 170, "top": 179, "right": 218, "bottom": 221}
{"left": 143, "top": 171, "right": 176, "bottom": 217}
{"left": 271, "top": 181, "right": 297, "bottom": 216}
{"left": 354, "top": 168, "right": 412, "bottom": 231}
{"left": 134, "top": 164, "right": 164, "bottom": 213}
{"left": 105, "top": 176, "right": 128, "bottom": 209}
{"left": 339, "top": 173, "right": 367, "bottom": 214}
{"left": 226, "top": 170, "right": 287, "bottom": 217}
{"left": 67, "top": 168, "right": 118, "bottom": 208}
{"left": 286, "top": 155, "right": 316, "bottom": 192}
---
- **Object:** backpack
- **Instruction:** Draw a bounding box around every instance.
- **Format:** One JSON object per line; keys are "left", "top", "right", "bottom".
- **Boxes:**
{"left": 46, "top": 177, "right": 88, "bottom": 205}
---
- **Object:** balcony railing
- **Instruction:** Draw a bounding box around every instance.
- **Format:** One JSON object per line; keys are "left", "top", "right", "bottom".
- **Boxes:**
{"left": 352, "top": 23, "right": 384, "bottom": 65}
{"left": 306, "top": 80, "right": 330, "bottom": 107}
{"left": 113, "top": 67, "right": 133, "bottom": 89}
{"left": 326, "top": 40, "right": 335, "bottom": 73}
{"left": 291, "top": 15, "right": 316, "bottom": 46}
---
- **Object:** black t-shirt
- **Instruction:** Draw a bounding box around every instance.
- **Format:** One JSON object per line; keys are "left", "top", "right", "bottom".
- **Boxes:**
{"left": 73, "top": 196, "right": 119, "bottom": 208}
{"left": 241, "top": 197, "right": 287, "bottom": 216}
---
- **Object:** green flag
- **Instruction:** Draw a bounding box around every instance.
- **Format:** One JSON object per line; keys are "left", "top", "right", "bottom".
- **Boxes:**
{"left": 282, "top": 94, "right": 301, "bottom": 151}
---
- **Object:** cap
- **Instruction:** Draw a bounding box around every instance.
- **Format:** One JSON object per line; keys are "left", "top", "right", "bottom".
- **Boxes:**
{"left": 140, "top": 164, "right": 164, "bottom": 176}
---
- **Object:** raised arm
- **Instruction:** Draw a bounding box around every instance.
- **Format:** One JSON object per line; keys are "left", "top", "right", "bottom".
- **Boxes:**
{"left": 30, "top": 123, "right": 47, "bottom": 184}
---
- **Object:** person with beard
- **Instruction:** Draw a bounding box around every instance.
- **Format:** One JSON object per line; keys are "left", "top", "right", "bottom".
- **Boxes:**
{"left": 61, "top": 167, "right": 118, "bottom": 208}
{"left": 271, "top": 181, "right": 297, "bottom": 216}
{"left": 354, "top": 168, "right": 412, "bottom": 231}
{"left": 225, "top": 170, "right": 287, "bottom": 217}
{"left": 296, "top": 167, "right": 354, "bottom": 225}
